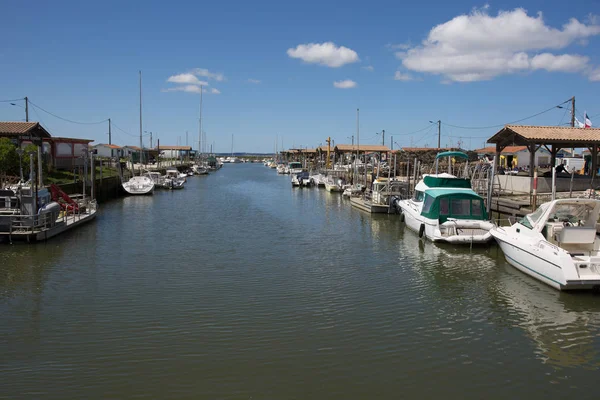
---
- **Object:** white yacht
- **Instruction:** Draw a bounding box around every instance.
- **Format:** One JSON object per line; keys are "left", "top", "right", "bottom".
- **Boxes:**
{"left": 123, "top": 174, "right": 155, "bottom": 195}
{"left": 288, "top": 162, "right": 303, "bottom": 174}
{"left": 490, "top": 198, "right": 600, "bottom": 291}
{"left": 396, "top": 151, "right": 493, "bottom": 243}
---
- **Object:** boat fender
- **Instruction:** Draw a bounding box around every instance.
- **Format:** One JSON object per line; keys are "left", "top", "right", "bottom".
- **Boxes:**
{"left": 418, "top": 224, "right": 425, "bottom": 238}
{"left": 400, "top": 212, "right": 405, "bottom": 222}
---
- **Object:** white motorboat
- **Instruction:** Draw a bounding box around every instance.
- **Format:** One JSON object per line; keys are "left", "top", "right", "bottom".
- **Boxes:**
{"left": 276, "top": 164, "right": 287, "bottom": 174}
{"left": 165, "top": 169, "right": 186, "bottom": 186}
{"left": 490, "top": 198, "right": 600, "bottom": 291}
{"left": 192, "top": 164, "right": 209, "bottom": 175}
{"left": 288, "top": 162, "right": 303, "bottom": 174}
{"left": 122, "top": 175, "right": 155, "bottom": 195}
{"left": 310, "top": 173, "right": 326, "bottom": 187}
{"left": 396, "top": 151, "right": 493, "bottom": 243}
{"left": 291, "top": 171, "right": 311, "bottom": 187}
{"left": 324, "top": 176, "right": 343, "bottom": 192}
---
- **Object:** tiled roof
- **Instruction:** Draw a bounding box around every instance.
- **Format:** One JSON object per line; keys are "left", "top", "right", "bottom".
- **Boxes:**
{"left": 94, "top": 143, "right": 122, "bottom": 149}
{"left": 336, "top": 144, "right": 390, "bottom": 152}
{"left": 156, "top": 145, "right": 192, "bottom": 150}
{"left": 475, "top": 145, "right": 527, "bottom": 154}
{"left": 0, "top": 121, "right": 51, "bottom": 138}
{"left": 489, "top": 125, "right": 600, "bottom": 144}
{"left": 397, "top": 147, "right": 457, "bottom": 152}
{"left": 50, "top": 136, "right": 94, "bottom": 143}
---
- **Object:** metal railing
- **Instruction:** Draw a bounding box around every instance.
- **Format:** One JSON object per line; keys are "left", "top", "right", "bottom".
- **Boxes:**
{"left": 0, "top": 199, "right": 97, "bottom": 241}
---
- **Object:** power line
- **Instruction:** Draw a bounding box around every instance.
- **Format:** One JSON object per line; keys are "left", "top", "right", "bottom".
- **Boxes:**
{"left": 394, "top": 122, "right": 437, "bottom": 137}
{"left": 28, "top": 100, "right": 108, "bottom": 125}
{"left": 111, "top": 121, "right": 151, "bottom": 138}
{"left": 442, "top": 98, "right": 572, "bottom": 130}
{"left": 0, "top": 98, "right": 25, "bottom": 103}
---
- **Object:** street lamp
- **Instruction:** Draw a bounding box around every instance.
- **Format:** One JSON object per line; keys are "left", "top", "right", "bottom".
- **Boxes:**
{"left": 144, "top": 131, "right": 153, "bottom": 148}
{"left": 429, "top": 120, "right": 441, "bottom": 149}
{"left": 16, "top": 147, "right": 24, "bottom": 182}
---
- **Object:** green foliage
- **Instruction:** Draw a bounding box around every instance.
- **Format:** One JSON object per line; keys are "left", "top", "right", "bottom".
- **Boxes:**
{"left": 0, "top": 139, "right": 48, "bottom": 179}
{"left": 0, "top": 138, "right": 19, "bottom": 176}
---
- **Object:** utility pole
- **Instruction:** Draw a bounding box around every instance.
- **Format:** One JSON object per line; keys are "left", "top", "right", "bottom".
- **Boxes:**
{"left": 186, "top": 131, "right": 188, "bottom": 147}
{"left": 108, "top": 118, "right": 112, "bottom": 145}
{"left": 437, "top": 120, "right": 441, "bottom": 149}
{"left": 351, "top": 135, "right": 354, "bottom": 146}
{"left": 150, "top": 132, "right": 153, "bottom": 148}
{"left": 382, "top": 129, "right": 385, "bottom": 146}
{"left": 571, "top": 96, "right": 575, "bottom": 127}
{"left": 25, "top": 96, "right": 29, "bottom": 122}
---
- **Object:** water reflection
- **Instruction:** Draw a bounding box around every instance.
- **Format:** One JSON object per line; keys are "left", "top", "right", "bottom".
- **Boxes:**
{"left": 494, "top": 263, "right": 600, "bottom": 369}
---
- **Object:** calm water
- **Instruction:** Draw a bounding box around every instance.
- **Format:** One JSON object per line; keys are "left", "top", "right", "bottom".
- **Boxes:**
{"left": 1, "top": 164, "right": 600, "bottom": 399}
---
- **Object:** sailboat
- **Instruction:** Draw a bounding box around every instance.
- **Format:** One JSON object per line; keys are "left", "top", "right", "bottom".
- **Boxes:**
{"left": 122, "top": 71, "right": 155, "bottom": 195}
{"left": 228, "top": 134, "right": 242, "bottom": 163}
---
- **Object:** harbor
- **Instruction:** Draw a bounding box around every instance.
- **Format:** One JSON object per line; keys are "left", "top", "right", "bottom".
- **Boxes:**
{"left": 2, "top": 1, "right": 600, "bottom": 396}
{"left": 1, "top": 163, "right": 600, "bottom": 399}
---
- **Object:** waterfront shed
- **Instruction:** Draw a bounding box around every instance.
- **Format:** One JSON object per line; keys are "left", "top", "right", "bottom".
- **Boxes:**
{"left": 487, "top": 125, "right": 600, "bottom": 178}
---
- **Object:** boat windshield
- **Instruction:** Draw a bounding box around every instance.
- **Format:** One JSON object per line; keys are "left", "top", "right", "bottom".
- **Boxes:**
{"left": 412, "top": 190, "right": 425, "bottom": 202}
{"left": 519, "top": 204, "right": 546, "bottom": 229}
{"left": 547, "top": 202, "right": 597, "bottom": 227}
{"left": 289, "top": 163, "right": 302, "bottom": 169}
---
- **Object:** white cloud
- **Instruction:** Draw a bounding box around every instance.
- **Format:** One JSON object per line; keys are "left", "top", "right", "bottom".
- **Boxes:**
{"left": 164, "top": 68, "right": 225, "bottom": 94}
{"left": 398, "top": 8, "right": 600, "bottom": 82}
{"left": 247, "top": 78, "right": 261, "bottom": 84}
{"left": 530, "top": 53, "right": 589, "bottom": 72}
{"left": 362, "top": 65, "right": 374, "bottom": 72}
{"left": 191, "top": 68, "right": 225, "bottom": 82}
{"left": 394, "top": 71, "right": 415, "bottom": 81}
{"left": 167, "top": 73, "right": 208, "bottom": 86}
{"left": 162, "top": 85, "right": 221, "bottom": 94}
{"left": 333, "top": 79, "right": 357, "bottom": 89}
{"left": 162, "top": 85, "right": 203, "bottom": 94}
{"left": 287, "top": 42, "right": 359, "bottom": 67}
{"left": 589, "top": 68, "right": 600, "bottom": 81}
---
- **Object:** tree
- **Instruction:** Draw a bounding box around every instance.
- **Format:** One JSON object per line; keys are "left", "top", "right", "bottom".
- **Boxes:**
{"left": 0, "top": 138, "right": 19, "bottom": 176}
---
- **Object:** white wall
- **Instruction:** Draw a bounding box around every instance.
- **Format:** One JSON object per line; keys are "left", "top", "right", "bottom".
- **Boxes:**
{"left": 513, "top": 149, "right": 551, "bottom": 168}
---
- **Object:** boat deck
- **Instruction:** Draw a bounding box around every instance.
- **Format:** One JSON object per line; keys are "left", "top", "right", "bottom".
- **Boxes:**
{"left": 349, "top": 197, "right": 390, "bottom": 213}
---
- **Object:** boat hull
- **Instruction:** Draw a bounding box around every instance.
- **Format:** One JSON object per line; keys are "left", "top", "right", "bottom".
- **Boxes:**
{"left": 1, "top": 210, "right": 97, "bottom": 243}
{"left": 398, "top": 200, "right": 492, "bottom": 244}
{"left": 491, "top": 228, "right": 600, "bottom": 291}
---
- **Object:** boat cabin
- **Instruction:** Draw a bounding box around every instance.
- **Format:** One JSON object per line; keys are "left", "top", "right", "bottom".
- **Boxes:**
{"left": 419, "top": 189, "right": 488, "bottom": 223}
{"left": 519, "top": 199, "right": 600, "bottom": 253}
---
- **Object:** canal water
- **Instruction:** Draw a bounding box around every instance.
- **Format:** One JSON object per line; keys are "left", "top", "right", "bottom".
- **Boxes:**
{"left": 1, "top": 164, "right": 599, "bottom": 399}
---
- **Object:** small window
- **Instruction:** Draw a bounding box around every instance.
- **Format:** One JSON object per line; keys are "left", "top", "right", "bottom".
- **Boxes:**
{"left": 423, "top": 195, "right": 435, "bottom": 213}
{"left": 472, "top": 199, "right": 482, "bottom": 216}
{"left": 451, "top": 199, "right": 471, "bottom": 216}
{"left": 440, "top": 198, "right": 449, "bottom": 215}
{"left": 413, "top": 190, "right": 425, "bottom": 202}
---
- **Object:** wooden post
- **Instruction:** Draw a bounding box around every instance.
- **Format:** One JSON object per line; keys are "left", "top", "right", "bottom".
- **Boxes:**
{"left": 532, "top": 168, "right": 538, "bottom": 211}
{"left": 592, "top": 145, "right": 598, "bottom": 187}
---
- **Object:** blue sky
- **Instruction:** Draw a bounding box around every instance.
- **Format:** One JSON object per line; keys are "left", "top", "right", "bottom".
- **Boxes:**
{"left": 1, "top": 0, "right": 598, "bottom": 153}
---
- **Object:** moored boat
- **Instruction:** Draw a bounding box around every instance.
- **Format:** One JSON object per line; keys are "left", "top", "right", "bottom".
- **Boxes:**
{"left": 490, "top": 198, "right": 600, "bottom": 291}
{"left": 396, "top": 151, "right": 493, "bottom": 243}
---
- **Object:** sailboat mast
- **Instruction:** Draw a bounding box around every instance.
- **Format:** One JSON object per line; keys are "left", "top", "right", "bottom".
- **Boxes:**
{"left": 139, "top": 70, "right": 143, "bottom": 175}
{"left": 199, "top": 86, "right": 203, "bottom": 160}
{"left": 231, "top": 134, "right": 234, "bottom": 156}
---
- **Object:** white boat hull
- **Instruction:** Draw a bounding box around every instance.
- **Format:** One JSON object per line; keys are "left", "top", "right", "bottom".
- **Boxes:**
{"left": 399, "top": 200, "right": 493, "bottom": 244}
{"left": 122, "top": 176, "right": 155, "bottom": 195}
{"left": 491, "top": 227, "right": 600, "bottom": 291}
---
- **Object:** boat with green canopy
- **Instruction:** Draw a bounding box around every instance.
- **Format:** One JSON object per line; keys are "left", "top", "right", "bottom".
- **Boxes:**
{"left": 397, "top": 151, "right": 494, "bottom": 244}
